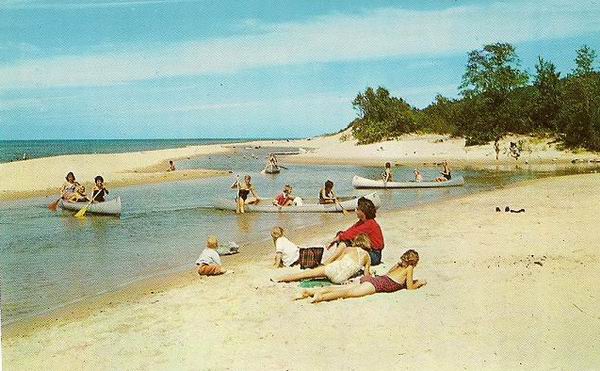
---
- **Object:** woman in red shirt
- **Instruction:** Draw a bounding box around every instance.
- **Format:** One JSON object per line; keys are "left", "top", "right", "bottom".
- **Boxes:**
{"left": 326, "top": 197, "right": 384, "bottom": 265}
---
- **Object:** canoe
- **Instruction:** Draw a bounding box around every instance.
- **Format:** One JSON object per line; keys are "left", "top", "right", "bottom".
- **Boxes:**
{"left": 214, "top": 192, "right": 381, "bottom": 213}
{"left": 59, "top": 197, "right": 122, "bottom": 216}
{"left": 263, "top": 163, "right": 281, "bottom": 174}
{"left": 352, "top": 175, "right": 464, "bottom": 189}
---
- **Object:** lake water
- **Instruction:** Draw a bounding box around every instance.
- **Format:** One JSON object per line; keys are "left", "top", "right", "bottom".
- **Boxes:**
{"left": 0, "top": 145, "right": 595, "bottom": 326}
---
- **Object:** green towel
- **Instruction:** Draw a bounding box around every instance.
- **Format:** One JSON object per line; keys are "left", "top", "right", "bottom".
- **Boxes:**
{"left": 298, "top": 279, "right": 335, "bottom": 288}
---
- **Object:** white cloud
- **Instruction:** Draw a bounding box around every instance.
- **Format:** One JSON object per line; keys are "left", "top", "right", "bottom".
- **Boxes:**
{"left": 1, "top": 1, "right": 599, "bottom": 89}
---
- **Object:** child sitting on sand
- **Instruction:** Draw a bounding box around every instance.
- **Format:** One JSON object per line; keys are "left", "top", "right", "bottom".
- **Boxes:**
{"left": 296, "top": 249, "right": 426, "bottom": 303}
{"left": 196, "top": 236, "right": 231, "bottom": 276}
{"left": 272, "top": 227, "right": 300, "bottom": 268}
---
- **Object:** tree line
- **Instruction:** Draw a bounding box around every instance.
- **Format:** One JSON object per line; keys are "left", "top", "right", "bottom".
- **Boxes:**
{"left": 349, "top": 43, "right": 600, "bottom": 153}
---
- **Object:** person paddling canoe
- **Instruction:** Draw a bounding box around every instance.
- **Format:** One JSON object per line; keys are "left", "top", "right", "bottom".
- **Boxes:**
{"left": 60, "top": 172, "right": 80, "bottom": 200}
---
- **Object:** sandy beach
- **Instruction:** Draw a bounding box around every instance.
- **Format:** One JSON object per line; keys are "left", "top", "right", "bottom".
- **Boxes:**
{"left": 0, "top": 144, "right": 233, "bottom": 200}
{"left": 243, "top": 131, "right": 600, "bottom": 169}
{"left": 3, "top": 172, "right": 599, "bottom": 370}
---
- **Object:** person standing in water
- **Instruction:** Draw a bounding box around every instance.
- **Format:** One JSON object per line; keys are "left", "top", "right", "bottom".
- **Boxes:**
{"left": 231, "top": 175, "right": 260, "bottom": 213}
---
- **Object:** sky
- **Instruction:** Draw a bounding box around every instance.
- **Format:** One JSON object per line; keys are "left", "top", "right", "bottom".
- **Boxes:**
{"left": 1, "top": 0, "right": 600, "bottom": 140}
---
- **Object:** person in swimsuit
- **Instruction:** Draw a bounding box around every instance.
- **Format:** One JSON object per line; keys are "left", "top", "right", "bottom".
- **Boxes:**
{"left": 91, "top": 175, "right": 109, "bottom": 203}
{"left": 295, "top": 249, "right": 426, "bottom": 303}
{"left": 167, "top": 160, "right": 176, "bottom": 171}
{"left": 319, "top": 180, "right": 337, "bottom": 204}
{"left": 382, "top": 162, "right": 393, "bottom": 182}
{"left": 434, "top": 161, "right": 451, "bottom": 182}
{"left": 231, "top": 175, "right": 260, "bottom": 213}
{"left": 275, "top": 234, "right": 372, "bottom": 284}
{"left": 60, "top": 171, "right": 80, "bottom": 200}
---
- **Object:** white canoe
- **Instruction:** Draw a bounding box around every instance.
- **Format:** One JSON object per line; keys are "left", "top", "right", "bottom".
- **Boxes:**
{"left": 263, "top": 163, "right": 281, "bottom": 174}
{"left": 59, "top": 197, "right": 122, "bottom": 216}
{"left": 214, "top": 192, "right": 381, "bottom": 213}
{"left": 352, "top": 175, "right": 464, "bottom": 189}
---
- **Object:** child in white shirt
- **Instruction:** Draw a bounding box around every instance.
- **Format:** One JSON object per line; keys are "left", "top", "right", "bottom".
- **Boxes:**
{"left": 271, "top": 226, "right": 300, "bottom": 268}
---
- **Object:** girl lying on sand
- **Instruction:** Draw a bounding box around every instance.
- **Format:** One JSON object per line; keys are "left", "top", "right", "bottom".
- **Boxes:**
{"left": 276, "top": 234, "right": 372, "bottom": 284}
{"left": 295, "top": 249, "right": 426, "bottom": 303}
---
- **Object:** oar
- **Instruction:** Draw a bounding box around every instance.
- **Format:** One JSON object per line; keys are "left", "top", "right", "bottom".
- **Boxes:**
{"left": 278, "top": 165, "right": 288, "bottom": 170}
{"left": 48, "top": 194, "right": 64, "bottom": 212}
{"left": 337, "top": 199, "right": 349, "bottom": 215}
{"left": 73, "top": 190, "right": 100, "bottom": 218}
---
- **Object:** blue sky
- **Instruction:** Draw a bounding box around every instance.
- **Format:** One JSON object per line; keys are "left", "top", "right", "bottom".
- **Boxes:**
{"left": 1, "top": 0, "right": 599, "bottom": 139}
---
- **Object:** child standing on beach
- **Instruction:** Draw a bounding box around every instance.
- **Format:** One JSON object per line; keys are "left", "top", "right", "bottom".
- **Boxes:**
{"left": 196, "top": 236, "right": 230, "bottom": 276}
{"left": 271, "top": 227, "right": 300, "bottom": 268}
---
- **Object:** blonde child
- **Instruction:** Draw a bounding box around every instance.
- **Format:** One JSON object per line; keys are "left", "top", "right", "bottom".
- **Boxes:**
{"left": 296, "top": 249, "right": 426, "bottom": 303}
{"left": 196, "top": 236, "right": 230, "bottom": 276}
{"left": 68, "top": 185, "right": 89, "bottom": 203}
{"left": 271, "top": 227, "right": 300, "bottom": 268}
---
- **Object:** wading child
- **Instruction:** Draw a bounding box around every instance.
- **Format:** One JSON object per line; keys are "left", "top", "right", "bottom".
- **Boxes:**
{"left": 272, "top": 227, "right": 300, "bottom": 268}
{"left": 196, "top": 236, "right": 230, "bottom": 276}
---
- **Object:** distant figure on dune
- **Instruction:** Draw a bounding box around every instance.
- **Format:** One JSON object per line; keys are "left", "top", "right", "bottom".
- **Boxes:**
{"left": 167, "top": 160, "right": 176, "bottom": 171}
{"left": 296, "top": 249, "right": 426, "bottom": 303}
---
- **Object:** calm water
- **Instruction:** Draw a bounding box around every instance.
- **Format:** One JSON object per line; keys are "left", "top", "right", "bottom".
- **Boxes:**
{"left": 0, "top": 139, "right": 283, "bottom": 163}
{"left": 0, "top": 146, "right": 595, "bottom": 326}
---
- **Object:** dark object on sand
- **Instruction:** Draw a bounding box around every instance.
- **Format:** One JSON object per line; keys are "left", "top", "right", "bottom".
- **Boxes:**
{"left": 504, "top": 206, "right": 525, "bottom": 213}
{"left": 299, "top": 247, "right": 324, "bottom": 269}
{"left": 495, "top": 207, "right": 501, "bottom": 212}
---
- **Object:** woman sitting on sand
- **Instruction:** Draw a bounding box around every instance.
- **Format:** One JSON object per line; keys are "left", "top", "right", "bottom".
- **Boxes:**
{"left": 60, "top": 171, "right": 80, "bottom": 200}
{"left": 326, "top": 197, "right": 384, "bottom": 265}
{"left": 231, "top": 175, "right": 260, "bottom": 213}
{"left": 296, "top": 249, "right": 426, "bottom": 303}
{"left": 276, "top": 234, "right": 372, "bottom": 284}
{"left": 434, "top": 161, "right": 451, "bottom": 182}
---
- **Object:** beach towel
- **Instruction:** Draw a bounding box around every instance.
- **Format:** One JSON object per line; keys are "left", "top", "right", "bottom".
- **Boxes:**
{"left": 298, "top": 279, "right": 334, "bottom": 288}
{"left": 299, "top": 247, "right": 324, "bottom": 269}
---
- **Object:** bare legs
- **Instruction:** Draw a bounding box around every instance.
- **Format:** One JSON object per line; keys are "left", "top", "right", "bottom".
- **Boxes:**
{"left": 296, "top": 283, "right": 377, "bottom": 303}
{"left": 276, "top": 266, "right": 328, "bottom": 282}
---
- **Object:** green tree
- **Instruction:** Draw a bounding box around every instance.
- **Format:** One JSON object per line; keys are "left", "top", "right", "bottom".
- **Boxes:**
{"left": 532, "top": 56, "right": 562, "bottom": 131}
{"left": 572, "top": 45, "right": 597, "bottom": 77}
{"left": 457, "top": 43, "right": 529, "bottom": 151}
{"left": 351, "top": 87, "right": 416, "bottom": 144}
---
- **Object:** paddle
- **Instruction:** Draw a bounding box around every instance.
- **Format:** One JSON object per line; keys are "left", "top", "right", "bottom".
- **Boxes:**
{"left": 278, "top": 165, "right": 288, "bottom": 170}
{"left": 48, "top": 194, "right": 65, "bottom": 212}
{"left": 73, "top": 189, "right": 101, "bottom": 218}
{"left": 336, "top": 198, "right": 349, "bottom": 215}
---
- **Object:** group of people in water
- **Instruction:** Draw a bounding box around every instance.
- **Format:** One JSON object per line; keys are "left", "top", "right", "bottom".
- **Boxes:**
{"left": 59, "top": 172, "right": 110, "bottom": 203}
{"left": 196, "top": 195, "right": 426, "bottom": 303}
{"left": 383, "top": 160, "right": 451, "bottom": 183}
{"left": 229, "top": 175, "right": 343, "bottom": 213}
